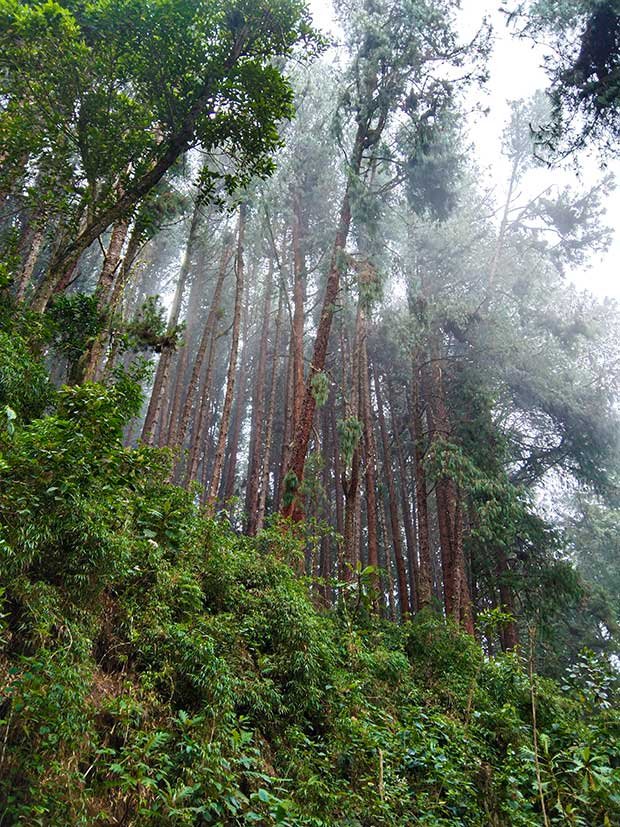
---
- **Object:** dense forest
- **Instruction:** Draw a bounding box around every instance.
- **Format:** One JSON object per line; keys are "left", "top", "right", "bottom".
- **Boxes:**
{"left": 1, "top": 0, "right": 620, "bottom": 824}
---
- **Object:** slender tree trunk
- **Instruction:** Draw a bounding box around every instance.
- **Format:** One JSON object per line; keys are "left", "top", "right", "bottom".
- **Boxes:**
{"left": 165, "top": 346, "right": 189, "bottom": 446}
{"left": 141, "top": 201, "right": 202, "bottom": 443}
{"left": 207, "top": 204, "right": 246, "bottom": 504}
{"left": 331, "top": 395, "right": 345, "bottom": 541}
{"left": 342, "top": 445, "right": 360, "bottom": 577}
{"left": 374, "top": 368, "right": 411, "bottom": 619}
{"left": 278, "top": 343, "right": 295, "bottom": 506}
{"left": 221, "top": 302, "right": 250, "bottom": 502}
{"left": 411, "top": 354, "right": 433, "bottom": 609}
{"left": 497, "top": 549, "right": 519, "bottom": 650}
{"left": 291, "top": 189, "right": 306, "bottom": 435}
{"left": 81, "top": 218, "right": 130, "bottom": 382}
{"left": 185, "top": 325, "right": 222, "bottom": 485}
{"left": 256, "top": 285, "right": 284, "bottom": 533}
{"left": 164, "top": 227, "right": 216, "bottom": 445}
{"left": 15, "top": 226, "right": 45, "bottom": 303}
{"left": 360, "top": 317, "right": 379, "bottom": 583}
{"left": 197, "top": 392, "right": 221, "bottom": 501}
{"left": 98, "top": 223, "right": 144, "bottom": 379}
{"left": 123, "top": 232, "right": 157, "bottom": 320}
{"left": 342, "top": 304, "right": 363, "bottom": 576}
{"left": 387, "top": 379, "right": 419, "bottom": 613}
{"left": 320, "top": 402, "right": 333, "bottom": 605}
{"left": 172, "top": 239, "right": 233, "bottom": 450}
{"left": 395, "top": 431, "right": 419, "bottom": 613}
{"left": 378, "top": 489, "right": 395, "bottom": 621}
{"left": 487, "top": 155, "right": 519, "bottom": 299}
{"left": 425, "top": 341, "right": 474, "bottom": 634}
{"left": 107, "top": 222, "right": 144, "bottom": 322}
{"left": 246, "top": 261, "right": 274, "bottom": 533}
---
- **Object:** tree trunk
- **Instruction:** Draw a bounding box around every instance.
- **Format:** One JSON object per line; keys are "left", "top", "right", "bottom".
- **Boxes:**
{"left": 342, "top": 304, "right": 363, "bottom": 576}
{"left": 291, "top": 189, "right": 306, "bottom": 435}
{"left": 320, "top": 402, "right": 333, "bottom": 605}
{"left": 172, "top": 238, "right": 233, "bottom": 451}
{"left": 378, "top": 488, "right": 396, "bottom": 621}
{"left": 256, "top": 285, "right": 285, "bottom": 533}
{"left": 185, "top": 322, "right": 222, "bottom": 485}
{"left": 374, "top": 368, "right": 411, "bottom": 620}
{"left": 342, "top": 444, "right": 360, "bottom": 577}
{"left": 93, "top": 254, "right": 139, "bottom": 382}
{"left": 331, "top": 396, "right": 345, "bottom": 542}
{"left": 487, "top": 155, "right": 519, "bottom": 300}
{"left": 164, "top": 225, "right": 215, "bottom": 446}
{"left": 277, "top": 347, "right": 295, "bottom": 510}
{"left": 108, "top": 221, "right": 144, "bottom": 324}
{"left": 15, "top": 226, "right": 45, "bottom": 303}
{"left": 246, "top": 260, "right": 274, "bottom": 533}
{"left": 360, "top": 317, "right": 379, "bottom": 585}
{"left": 185, "top": 318, "right": 230, "bottom": 486}
{"left": 280, "top": 128, "right": 366, "bottom": 520}
{"left": 207, "top": 203, "right": 246, "bottom": 505}
{"left": 387, "top": 379, "right": 419, "bottom": 613}
{"left": 221, "top": 302, "right": 250, "bottom": 503}
{"left": 281, "top": 184, "right": 351, "bottom": 520}
{"left": 425, "top": 341, "right": 474, "bottom": 634}
{"left": 141, "top": 201, "right": 202, "bottom": 444}
{"left": 165, "top": 345, "right": 189, "bottom": 447}
{"left": 411, "top": 353, "right": 433, "bottom": 609}
{"left": 81, "top": 218, "right": 130, "bottom": 382}
{"left": 497, "top": 549, "right": 519, "bottom": 650}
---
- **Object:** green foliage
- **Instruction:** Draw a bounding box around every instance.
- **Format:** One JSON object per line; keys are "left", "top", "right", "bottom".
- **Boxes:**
{"left": 0, "top": 328, "right": 53, "bottom": 420}
{"left": 46, "top": 292, "right": 103, "bottom": 368}
{"left": 337, "top": 416, "right": 363, "bottom": 470}
{"left": 124, "top": 295, "right": 184, "bottom": 354}
{"left": 402, "top": 105, "right": 463, "bottom": 220}
{"left": 424, "top": 435, "right": 531, "bottom": 552}
{"left": 564, "top": 496, "right": 620, "bottom": 625}
{"left": 562, "top": 649, "right": 619, "bottom": 713}
{"left": 517, "top": 0, "right": 620, "bottom": 158}
{"left": 282, "top": 469, "right": 300, "bottom": 508}
{"left": 310, "top": 371, "right": 329, "bottom": 407}
{"left": 0, "top": 0, "right": 318, "bottom": 240}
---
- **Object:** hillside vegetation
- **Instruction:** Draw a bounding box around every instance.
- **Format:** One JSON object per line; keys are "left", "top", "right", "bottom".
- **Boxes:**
{"left": 1, "top": 302, "right": 618, "bottom": 826}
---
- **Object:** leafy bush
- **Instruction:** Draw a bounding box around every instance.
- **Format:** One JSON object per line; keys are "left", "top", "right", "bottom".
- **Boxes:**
{"left": 0, "top": 328, "right": 52, "bottom": 420}
{"left": 46, "top": 292, "right": 103, "bottom": 369}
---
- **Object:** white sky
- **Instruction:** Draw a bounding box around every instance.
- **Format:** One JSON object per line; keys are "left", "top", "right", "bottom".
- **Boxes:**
{"left": 308, "top": 0, "right": 620, "bottom": 300}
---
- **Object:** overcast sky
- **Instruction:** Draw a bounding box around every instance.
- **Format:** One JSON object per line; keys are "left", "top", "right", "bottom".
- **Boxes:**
{"left": 308, "top": 0, "right": 620, "bottom": 301}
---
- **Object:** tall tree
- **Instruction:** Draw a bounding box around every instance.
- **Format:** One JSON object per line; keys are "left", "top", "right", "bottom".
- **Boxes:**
{"left": 281, "top": 0, "right": 487, "bottom": 519}
{"left": 208, "top": 204, "right": 246, "bottom": 504}
{"left": 141, "top": 201, "right": 203, "bottom": 444}
{"left": 0, "top": 0, "right": 316, "bottom": 310}
{"left": 515, "top": 0, "right": 620, "bottom": 157}
{"left": 246, "top": 260, "right": 274, "bottom": 533}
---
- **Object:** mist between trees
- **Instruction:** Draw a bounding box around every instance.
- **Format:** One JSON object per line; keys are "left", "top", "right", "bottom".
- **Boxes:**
{"left": 1, "top": 0, "right": 620, "bottom": 824}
